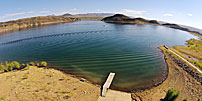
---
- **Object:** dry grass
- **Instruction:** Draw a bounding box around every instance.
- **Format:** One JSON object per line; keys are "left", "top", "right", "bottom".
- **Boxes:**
{"left": 0, "top": 66, "right": 100, "bottom": 101}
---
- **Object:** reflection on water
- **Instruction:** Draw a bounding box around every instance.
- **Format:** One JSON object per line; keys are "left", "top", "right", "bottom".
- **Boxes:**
{"left": 0, "top": 21, "right": 198, "bottom": 91}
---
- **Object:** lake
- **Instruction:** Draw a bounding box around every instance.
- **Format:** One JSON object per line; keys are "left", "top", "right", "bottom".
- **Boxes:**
{"left": 0, "top": 21, "right": 198, "bottom": 91}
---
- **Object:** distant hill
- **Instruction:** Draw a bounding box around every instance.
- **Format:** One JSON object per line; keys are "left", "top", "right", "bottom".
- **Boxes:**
{"left": 102, "top": 14, "right": 159, "bottom": 25}
{"left": 74, "top": 13, "right": 114, "bottom": 17}
{"left": 62, "top": 13, "right": 114, "bottom": 17}
{"left": 102, "top": 14, "right": 201, "bottom": 35}
{"left": 158, "top": 21, "right": 202, "bottom": 35}
{"left": 180, "top": 25, "right": 202, "bottom": 34}
{"left": 61, "top": 13, "right": 114, "bottom": 20}
{"left": 62, "top": 13, "right": 72, "bottom": 17}
{"left": 161, "top": 23, "right": 201, "bottom": 35}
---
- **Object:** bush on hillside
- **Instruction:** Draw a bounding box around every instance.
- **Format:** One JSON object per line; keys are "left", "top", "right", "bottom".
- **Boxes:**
{"left": 41, "top": 61, "right": 47, "bottom": 67}
{"left": 0, "top": 61, "right": 48, "bottom": 73}
{"left": 193, "top": 60, "right": 202, "bottom": 69}
{"left": 12, "top": 61, "right": 20, "bottom": 69}
{"left": 26, "top": 64, "right": 30, "bottom": 67}
{"left": 163, "top": 88, "right": 180, "bottom": 101}
{"left": 29, "top": 62, "right": 35, "bottom": 66}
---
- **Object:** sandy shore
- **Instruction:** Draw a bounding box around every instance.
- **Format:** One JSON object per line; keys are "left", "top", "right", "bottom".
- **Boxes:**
{"left": 132, "top": 46, "right": 202, "bottom": 101}
{"left": 0, "top": 66, "right": 100, "bottom": 101}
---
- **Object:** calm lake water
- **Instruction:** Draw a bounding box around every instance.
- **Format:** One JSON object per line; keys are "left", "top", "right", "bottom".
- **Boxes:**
{"left": 0, "top": 21, "right": 198, "bottom": 91}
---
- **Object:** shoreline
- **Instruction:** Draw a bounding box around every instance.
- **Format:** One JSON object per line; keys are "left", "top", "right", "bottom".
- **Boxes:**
{"left": 132, "top": 46, "right": 202, "bottom": 101}
{"left": 45, "top": 66, "right": 102, "bottom": 87}
{"left": 46, "top": 62, "right": 169, "bottom": 93}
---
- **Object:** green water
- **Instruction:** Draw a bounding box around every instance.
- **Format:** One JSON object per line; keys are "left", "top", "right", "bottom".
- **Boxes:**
{"left": 0, "top": 21, "right": 198, "bottom": 91}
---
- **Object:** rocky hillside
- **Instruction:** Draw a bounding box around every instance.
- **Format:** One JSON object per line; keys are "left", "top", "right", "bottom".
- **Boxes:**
{"left": 101, "top": 14, "right": 159, "bottom": 25}
{"left": 102, "top": 14, "right": 201, "bottom": 35}
{"left": 0, "top": 16, "right": 79, "bottom": 34}
{"left": 162, "top": 23, "right": 201, "bottom": 35}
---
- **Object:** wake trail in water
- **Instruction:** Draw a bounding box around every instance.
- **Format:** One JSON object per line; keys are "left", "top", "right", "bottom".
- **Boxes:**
{"left": 0, "top": 30, "right": 114, "bottom": 46}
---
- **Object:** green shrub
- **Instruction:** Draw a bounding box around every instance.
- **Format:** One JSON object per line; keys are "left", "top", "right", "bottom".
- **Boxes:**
{"left": 26, "top": 64, "right": 30, "bottom": 67}
{"left": 21, "top": 63, "right": 25, "bottom": 67}
{"left": 183, "top": 97, "right": 188, "bottom": 101}
{"left": 163, "top": 88, "right": 180, "bottom": 101}
{"left": 0, "top": 62, "right": 6, "bottom": 72}
{"left": 12, "top": 61, "right": 20, "bottom": 69}
{"left": 0, "top": 96, "right": 5, "bottom": 101}
{"left": 8, "top": 65, "right": 13, "bottom": 71}
{"left": 36, "top": 62, "right": 40, "bottom": 67}
{"left": 29, "top": 62, "right": 35, "bottom": 66}
{"left": 41, "top": 61, "right": 47, "bottom": 67}
{"left": 186, "top": 40, "right": 195, "bottom": 47}
{"left": 0, "top": 68, "right": 5, "bottom": 73}
{"left": 193, "top": 60, "right": 202, "bottom": 69}
{"left": 5, "top": 61, "right": 12, "bottom": 71}
{"left": 1, "top": 62, "right": 9, "bottom": 72}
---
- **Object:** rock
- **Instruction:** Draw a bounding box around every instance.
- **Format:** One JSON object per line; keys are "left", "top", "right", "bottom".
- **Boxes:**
{"left": 80, "top": 78, "right": 86, "bottom": 82}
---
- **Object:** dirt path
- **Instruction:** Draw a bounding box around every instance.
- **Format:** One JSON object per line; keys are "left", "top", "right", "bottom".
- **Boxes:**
{"left": 98, "top": 89, "right": 131, "bottom": 101}
{"left": 132, "top": 47, "right": 202, "bottom": 101}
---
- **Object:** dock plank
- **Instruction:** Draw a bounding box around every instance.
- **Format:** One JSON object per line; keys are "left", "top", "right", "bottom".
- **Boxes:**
{"left": 102, "top": 72, "right": 115, "bottom": 97}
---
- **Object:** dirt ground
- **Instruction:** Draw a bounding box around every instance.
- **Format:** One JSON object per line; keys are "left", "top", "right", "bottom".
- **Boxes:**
{"left": 132, "top": 47, "right": 202, "bottom": 101}
{"left": 0, "top": 66, "right": 100, "bottom": 101}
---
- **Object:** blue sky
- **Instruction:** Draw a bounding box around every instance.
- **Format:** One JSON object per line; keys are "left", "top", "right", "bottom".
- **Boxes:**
{"left": 0, "top": 0, "right": 202, "bottom": 29}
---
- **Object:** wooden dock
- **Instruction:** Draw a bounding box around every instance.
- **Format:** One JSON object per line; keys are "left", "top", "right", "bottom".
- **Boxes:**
{"left": 102, "top": 72, "right": 115, "bottom": 97}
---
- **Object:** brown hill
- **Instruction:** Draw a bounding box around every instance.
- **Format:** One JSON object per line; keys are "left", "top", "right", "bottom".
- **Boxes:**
{"left": 101, "top": 14, "right": 159, "bottom": 25}
{"left": 0, "top": 16, "right": 79, "bottom": 34}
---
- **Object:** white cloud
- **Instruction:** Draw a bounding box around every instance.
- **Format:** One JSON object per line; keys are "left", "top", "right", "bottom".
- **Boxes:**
{"left": 16, "top": 8, "right": 21, "bottom": 10}
{"left": 163, "top": 14, "right": 173, "bottom": 17}
{"left": 27, "top": 11, "right": 34, "bottom": 14}
{"left": 39, "top": 10, "right": 51, "bottom": 14}
{"left": 53, "top": 11, "right": 71, "bottom": 15}
{"left": 0, "top": 11, "right": 35, "bottom": 20}
{"left": 0, "top": 12, "right": 26, "bottom": 20}
{"left": 53, "top": 8, "right": 80, "bottom": 15}
{"left": 96, "top": 9, "right": 101, "bottom": 12}
{"left": 69, "top": 8, "right": 78, "bottom": 12}
{"left": 187, "top": 13, "right": 192, "bottom": 16}
{"left": 123, "top": 9, "right": 146, "bottom": 15}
